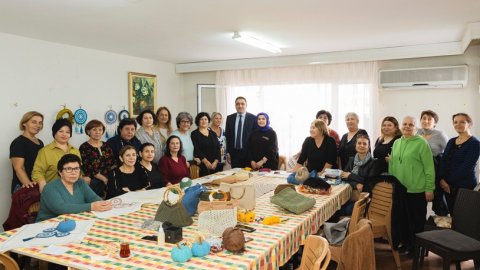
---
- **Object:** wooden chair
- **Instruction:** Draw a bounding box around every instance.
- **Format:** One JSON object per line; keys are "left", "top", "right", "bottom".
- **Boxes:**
{"left": 189, "top": 164, "right": 200, "bottom": 179}
{"left": 0, "top": 253, "right": 20, "bottom": 270}
{"left": 367, "top": 181, "right": 401, "bottom": 269}
{"left": 329, "top": 192, "right": 370, "bottom": 263}
{"left": 412, "top": 188, "right": 480, "bottom": 270}
{"left": 299, "top": 235, "right": 331, "bottom": 270}
{"left": 278, "top": 155, "right": 287, "bottom": 170}
{"left": 336, "top": 219, "right": 376, "bottom": 270}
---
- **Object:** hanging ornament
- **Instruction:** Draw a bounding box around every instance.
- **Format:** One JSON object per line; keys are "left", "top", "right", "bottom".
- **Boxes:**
{"left": 74, "top": 106, "right": 88, "bottom": 134}
{"left": 118, "top": 109, "right": 130, "bottom": 121}
{"left": 56, "top": 105, "right": 74, "bottom": 125}
{"left": 104, "top": 108, "right": 117, "bottom": 139}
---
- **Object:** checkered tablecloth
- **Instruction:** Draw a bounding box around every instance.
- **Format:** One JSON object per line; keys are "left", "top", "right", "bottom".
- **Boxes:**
{"left": 0, "top": 181, "right": 351, "bottom": 270}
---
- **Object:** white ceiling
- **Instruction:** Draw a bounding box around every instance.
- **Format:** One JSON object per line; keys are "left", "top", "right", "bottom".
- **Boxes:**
{"left": 0, "top": 0, "right": 479, "bottom": 65}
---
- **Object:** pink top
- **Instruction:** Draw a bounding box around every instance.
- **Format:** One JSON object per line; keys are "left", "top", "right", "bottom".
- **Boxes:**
{"left": 158, "top": 155, "right": 189, "bottom": 185}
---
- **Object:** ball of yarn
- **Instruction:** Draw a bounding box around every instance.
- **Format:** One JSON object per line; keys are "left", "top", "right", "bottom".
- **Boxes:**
{"left": 180, "top": 177, "right": 192, "bottom": 190}
{"left": 222, "top": 227, "right": 245, "bottom": 253}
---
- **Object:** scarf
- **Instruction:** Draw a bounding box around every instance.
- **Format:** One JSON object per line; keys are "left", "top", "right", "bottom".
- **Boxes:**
{"left": 257, "top": 112, "right": 272, "bottom": 132}
{"left": 352, "top": 152, "right": 371, "bottom": 175}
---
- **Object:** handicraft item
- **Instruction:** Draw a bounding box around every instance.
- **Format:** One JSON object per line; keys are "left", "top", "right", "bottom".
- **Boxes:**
{"left": 73, "top": 106, "right": 88, "bottom": 134}
{"left": 104, "top": 108, "right": 117, "bottom": 139}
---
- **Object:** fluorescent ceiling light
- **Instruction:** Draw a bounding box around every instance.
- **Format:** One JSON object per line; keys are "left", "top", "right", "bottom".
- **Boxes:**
{"left": 232, "top": 32, "right": 282, "bottom": 53}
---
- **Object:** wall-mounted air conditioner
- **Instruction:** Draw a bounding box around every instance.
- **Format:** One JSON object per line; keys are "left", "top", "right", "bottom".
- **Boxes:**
{"left": 379, "top": 65, "right": 468, "bottom": 89}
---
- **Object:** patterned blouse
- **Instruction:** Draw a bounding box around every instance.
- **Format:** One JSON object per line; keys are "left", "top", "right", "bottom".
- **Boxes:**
{"left": 79, "top": 141, "right": 115, "bottom": 178}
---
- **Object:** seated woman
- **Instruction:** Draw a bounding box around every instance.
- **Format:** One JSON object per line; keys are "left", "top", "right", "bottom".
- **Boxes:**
{"left": 32, "top": 118, "right": 82, "bottom": 192}
{"left": 247, "top": 112, "right": 279, "bottom": 170}
{"left": 79, "top": 120, "right": 115, "bottom": 197}
{"left": 291, "top": 119, "right": 337, "bottom": 175}
{"left": 37, "top": 154, "right": 112, "bottom": 222}
{"left": 138, "top": 143, "right": 164, "bottom": 189}
{"left": 106, "top": 145, "right": 150, "bottom": 199}
{"left": 191, "top": 112, "right": 221, "bottom": 176}
{"left": 158, "top": 135, "right": 189, "bottom": 185}
{"left": 341, "top": 134, "right": 377, "bottom": 195}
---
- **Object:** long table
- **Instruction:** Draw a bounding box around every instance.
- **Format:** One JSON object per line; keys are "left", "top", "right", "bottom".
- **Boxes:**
{"left": 0, "top": 173, "right": 351, "bottom": 270}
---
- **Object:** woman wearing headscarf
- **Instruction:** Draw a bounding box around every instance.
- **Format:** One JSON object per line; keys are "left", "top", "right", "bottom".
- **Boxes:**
{"left": 247, "top": 113, "right": 279, "bottom": 170}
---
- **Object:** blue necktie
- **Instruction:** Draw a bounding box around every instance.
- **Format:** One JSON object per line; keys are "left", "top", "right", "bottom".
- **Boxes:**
{"left": 235, "top": 114, "right": 243, "bottom": 149}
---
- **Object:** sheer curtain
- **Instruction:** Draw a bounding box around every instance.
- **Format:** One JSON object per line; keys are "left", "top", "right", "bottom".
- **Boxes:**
{"left": 216, "top": 61, "right": 379, "bottom": 158}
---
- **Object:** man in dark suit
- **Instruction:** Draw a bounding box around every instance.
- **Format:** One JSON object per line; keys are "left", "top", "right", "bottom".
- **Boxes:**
{"left": 225, "top": 96, "right": 257, "bottom": 168}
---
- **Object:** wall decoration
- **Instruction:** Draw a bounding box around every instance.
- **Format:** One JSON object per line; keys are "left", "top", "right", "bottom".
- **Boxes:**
{"left": 74, "top": 106, "right": 88, "bottom": 134}
{"left": 128, "top": 72, "right": 157, "bottom": 117}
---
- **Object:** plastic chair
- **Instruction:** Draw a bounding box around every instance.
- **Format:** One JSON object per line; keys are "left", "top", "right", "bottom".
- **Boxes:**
{"left": 299, "top": 235, "right": 331, "bottom": 270}
{"left": 412, "top": 188, "right": 480, "bottom": 270}
{"left": 189, "top": 164, "right": 200, "bottom": 179}
{"left": 367, "top": 181, "right": 401, "bottom": 269}
{"left": 335, "top": 219, "right": 376, "bottom": 270}
{"left": 329, "top": 192, "right": 370, "bottom": 263}
{"left": 0, "top": 253, "right": 20, "bottom": 270}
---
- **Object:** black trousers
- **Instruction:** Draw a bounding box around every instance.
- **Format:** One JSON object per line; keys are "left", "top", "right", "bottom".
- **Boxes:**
{"left": 400, "top": 192, "right": 427, "bottom": 250}
{"left": 229, "top": 148, "right": 249, "bottom": 168}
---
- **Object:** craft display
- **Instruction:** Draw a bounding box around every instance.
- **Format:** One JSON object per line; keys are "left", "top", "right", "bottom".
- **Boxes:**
{"left": 56, "top": 106, "right": 74, "bottom": 124}
{"left": 191, "top": 236, "right": 211, "bottom": 257}
{"left": 270, "top": 188, "right": 316, "bottom": 214}
{"left": 104, "top": 109, "right": 118, "bottom": 139}
{"left": 219, "top": 182, "right": 255, "bottom": 210}
{"left": 73, "top": 106, "right": 88, "bottom": 134}
{"left": 182, "top": 184, "right": 207, "bottom": 217}
{"left": 23, "top": 219, "right": 77, "bottom": 241}
{"left": 198, "top": 191, "right": 238, "bottom": 236}
{"left": 154, "top": 185, "right": 193, "bottom": 227}
{"left": 118, "top": 109, "right": 130, "bottom": 121}
{"left": 170, "top": 242, "right": 192, "bottom": 263}
{"left": 222, "top": 227, "right": 245, "bottom": 253}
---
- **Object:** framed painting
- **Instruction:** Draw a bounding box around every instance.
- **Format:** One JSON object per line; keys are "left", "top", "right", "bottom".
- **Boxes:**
{"left": 128, "top": 72, "right": 157, "bottom": 117}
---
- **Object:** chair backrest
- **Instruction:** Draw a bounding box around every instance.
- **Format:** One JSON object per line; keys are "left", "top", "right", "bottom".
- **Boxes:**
{"left": 337, "top": 219, "right": 375, "bottom": 270}
{"left": 348, "top": 192, "right": 370, "bottom": 234}
{"left": 189, "top": 164, "right": 200, "bottom": 179}
{"left": 0, "top": 253, "right": 20, "bottom": 270}
{"left": 300, "top": 235, "right": 331, "bottom": 270}
{"left": 452, "top": 188, "right": 480, "bottom": 241}
{"left": 366, "top": 181, "right": 393, "bottom": 226}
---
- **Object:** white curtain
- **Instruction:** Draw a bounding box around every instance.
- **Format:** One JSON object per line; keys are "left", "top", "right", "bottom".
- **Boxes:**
{"left": 216, "top": 61, "right": 379, "bottom": 158}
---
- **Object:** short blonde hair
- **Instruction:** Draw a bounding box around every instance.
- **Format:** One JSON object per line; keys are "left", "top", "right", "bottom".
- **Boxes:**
{"left": 312, "top": 119, "right": 329, "bottom": 136}
{"left": 19, "top": 111, "right": 44, "bottom": 131}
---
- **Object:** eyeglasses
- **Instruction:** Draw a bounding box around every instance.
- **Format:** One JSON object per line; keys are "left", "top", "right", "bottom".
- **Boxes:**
{"left": 63, "top": 167, "right": 81, "bottom": 173}
{"left": 180, "top": 120, "right": 191, "bottom": 124}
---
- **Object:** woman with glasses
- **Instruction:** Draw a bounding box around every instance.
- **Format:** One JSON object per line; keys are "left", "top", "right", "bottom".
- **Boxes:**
{"left": 37, "top": 154, "right": 112, "bottom": 222}
{"left": 171, "top": 112, "right": 199, "bottom": 166}
{"left": 106, "top": 145, "right": 150, "bottom": 199}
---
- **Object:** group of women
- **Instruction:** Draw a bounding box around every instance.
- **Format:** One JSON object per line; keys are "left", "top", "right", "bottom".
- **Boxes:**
{"left": 292, "top": 109, "right": 479, "bottom": 254}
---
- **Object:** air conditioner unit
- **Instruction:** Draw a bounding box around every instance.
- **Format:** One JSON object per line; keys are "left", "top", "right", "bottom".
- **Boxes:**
{"left": 379, "top": 65, "right": 468, "bottom": 89}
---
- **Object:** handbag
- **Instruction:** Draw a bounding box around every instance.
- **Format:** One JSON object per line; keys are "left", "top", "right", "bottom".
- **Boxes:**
{"left": 219, "top": 182, "right": 255, "bottom": 210}
{"left": 197, "top": 190, "right": 238, "bottom": 214}
{"left": 270, "top": 187, "right": 316, "bottom": 214}
{"left": 274, "top": 184, "right": 296, "bottom": 195}
{"left": 182, "top": 184, "right": 207, "bottom": 216}
{"left": 197, "top": 191, "right": 238, "bottom": 236}
{"left": 154, "top": 185, "right": 193, "bottom": 227}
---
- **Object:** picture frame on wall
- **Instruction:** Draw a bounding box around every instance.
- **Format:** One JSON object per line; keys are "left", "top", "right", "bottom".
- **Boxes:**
{"left": 128, "top": 72, "right": 157, "bottom": 117}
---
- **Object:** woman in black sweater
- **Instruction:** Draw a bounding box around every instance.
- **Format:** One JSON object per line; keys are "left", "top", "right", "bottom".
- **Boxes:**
{"left": 247, "top": 113, "right": 279, "bottom": 170}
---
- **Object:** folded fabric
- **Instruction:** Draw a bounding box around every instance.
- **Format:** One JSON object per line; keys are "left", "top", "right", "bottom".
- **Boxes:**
{"left": 270, "top": 188, "right": 316, "bottom": 214}
{"left": 303, "top": 177, "right": 331, "bottom": 190}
